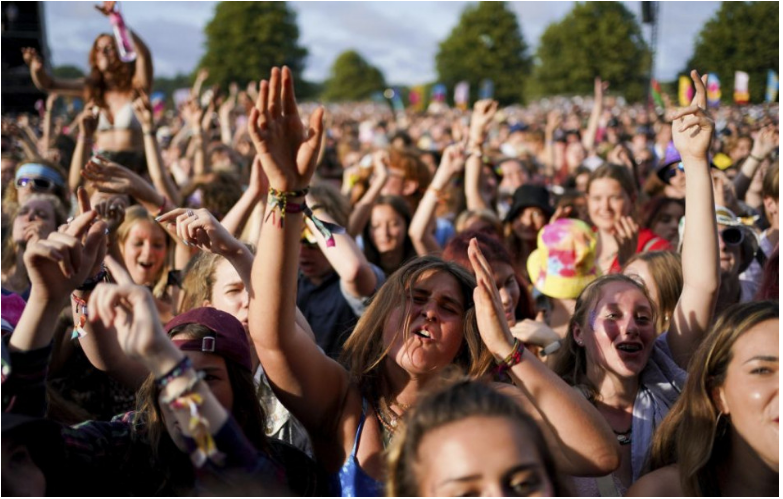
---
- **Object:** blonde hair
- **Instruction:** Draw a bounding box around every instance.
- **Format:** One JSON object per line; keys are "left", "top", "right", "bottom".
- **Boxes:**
{"left": 649, "top": 301, "right": 778, "bottom": 496}
{"left": 2, "top": 193, "right": 68, "bottom": 275}
{"left": 340, "top": 257, "right": 493, "bottom": 396}
{"left": 116, "top": 205, "right": 171, "bottom": 298}
{"left": 624, "top": 251, "right": 683, "bottom": 333}
{"left": 552, "top": 274, "right": 657, "bottom": 400}
{"left": 386, "top": 377, "right": 570, "bottom": 497}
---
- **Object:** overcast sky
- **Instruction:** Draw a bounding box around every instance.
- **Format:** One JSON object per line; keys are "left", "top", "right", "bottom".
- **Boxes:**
{"left": 42, "top": 1, "right": 722, "bottom": 85}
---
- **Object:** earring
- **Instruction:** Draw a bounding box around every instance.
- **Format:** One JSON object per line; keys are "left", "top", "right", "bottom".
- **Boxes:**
{"left": 714, "top": 411, "right": 728, "bottom": 440}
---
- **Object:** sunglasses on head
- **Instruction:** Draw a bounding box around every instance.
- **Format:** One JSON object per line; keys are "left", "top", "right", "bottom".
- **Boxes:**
{"left": 16, "top": 177, "right": 55, "bottom": 192}
{"left": 720, "top": 227, "right": 744, "bottom": 246}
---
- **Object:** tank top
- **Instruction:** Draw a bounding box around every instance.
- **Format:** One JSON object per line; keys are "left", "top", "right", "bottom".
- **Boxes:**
{"left": 330, "top": 399, "right": 384, "bottom": 497}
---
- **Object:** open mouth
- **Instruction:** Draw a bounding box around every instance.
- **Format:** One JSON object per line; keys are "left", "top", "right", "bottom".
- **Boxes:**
{"left": 413, "top": 329, "right": 432, "bottom": 340}
{"left": 616, "top": 343, "right": 643, "bottom": 353}
{"left": 138, "top": 262, "right": 155, "bottom": 270}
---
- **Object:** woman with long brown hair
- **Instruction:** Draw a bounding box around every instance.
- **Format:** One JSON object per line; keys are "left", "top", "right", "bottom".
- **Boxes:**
{"left": 552, "top": 70, "right": 721, "bottom": 495}
{"left": 22, "top": 1, "right": 152, "bottom": 166}
{"left": 247, "top": 67, "right": 619, "bottom": 497}
{"left": 628, "top": 301, "right": 778, "bottom": 497}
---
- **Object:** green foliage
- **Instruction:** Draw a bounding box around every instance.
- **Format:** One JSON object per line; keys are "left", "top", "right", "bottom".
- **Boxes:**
{"left": 322, "top": 50, "right": 386, "bottom": 102}
{"left": 198, "top": 2, "right": 309, "bottom": 95}
{"left": 52, "top": 65, "right": 85, "bottom": 79}
{"left": 687, "top": 1, "right": 779, "bottom": 103}
{"left": 435, "top": 1, "right": 531, "bottom": 106}
{"left": 533, "top": 2, "right": 650, "bottom": 102}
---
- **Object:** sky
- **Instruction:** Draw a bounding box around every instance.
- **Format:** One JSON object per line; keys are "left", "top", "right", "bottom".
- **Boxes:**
{"left": 42, "top": 1, "right": 723, "bottom": 85}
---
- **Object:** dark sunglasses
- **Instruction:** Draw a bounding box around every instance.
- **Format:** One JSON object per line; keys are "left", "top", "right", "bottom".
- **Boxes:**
{"left": 665, "top": 162, "right": 685, "bottom": 181}
{"left": 720, "top": 227, "right": 744, "bottom": 246}
{"left": 16, "top": 177, "right": 55, "bottom": 192}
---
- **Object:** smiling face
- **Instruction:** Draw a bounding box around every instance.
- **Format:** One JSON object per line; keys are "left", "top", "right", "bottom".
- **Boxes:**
{"left": 588, "top": 178, "right": 631, "bottom": 231}
{"left": 370, "top": 203, "right": 407, "bottom": 254}
{"left": 574, "top": 281, "right": 656, "bottom": 379}
{"left": 713, "top": 319, "right": 779, "bottom": 472}
{"left": 121, "top": 220, "right": 167, "bottom": 287}
{"left": 415, "top": 415, "right": 554, "bottom": 497}
{"left": 382, "top": 270, "right": 466, "bottom": 376}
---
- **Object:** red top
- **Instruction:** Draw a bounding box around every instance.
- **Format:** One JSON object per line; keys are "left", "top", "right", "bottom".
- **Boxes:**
{"left": 609, "top": 228, "right": 672, "bottom": 274}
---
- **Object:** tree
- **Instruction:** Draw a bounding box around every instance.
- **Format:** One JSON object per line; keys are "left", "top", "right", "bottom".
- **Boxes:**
{"left": 53, "top": 65, "right": 85, "bottom": 79}
{"left": 533, "top": 2, "right": 650, "bottom": 102}
{"left": 322, "top": 50, "right": 386, "bottom": 102}
{"left": 687, "top": 2, "right": 778, "bottom": 103}
{"left": 198, "top": 2, "right": 308, "bottom": 94}
{"left": 435, "top": 2, "right": 531, "bottom": 106}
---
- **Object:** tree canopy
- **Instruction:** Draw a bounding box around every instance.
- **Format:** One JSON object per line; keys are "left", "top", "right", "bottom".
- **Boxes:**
{"left": 321, "top": 50, "right": 386, "bottom": 102}
{"left": 198, "top": 2, "right": 308, "bottom": 94}
{"left": 687, "top": 1, "right": 779, "bottom": 103}
{"left": 52, "top": 65, "right": 85, "bottom": 79}
{"left": 435, "top": 2, "right": 531, "bottom": 106}
{"left": 533, "top": 2, "right": 650, "bottom": 102}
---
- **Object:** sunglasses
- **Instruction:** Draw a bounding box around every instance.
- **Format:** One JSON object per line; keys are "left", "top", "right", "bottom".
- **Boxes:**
{"left": 720, "top": 227, "right": 744, "bottom": 246}
{"left": 16, "top": 177, "right": 55, "bottom": 192}
{"left": 665, "top": 162, "right": 685, "bottom": 181}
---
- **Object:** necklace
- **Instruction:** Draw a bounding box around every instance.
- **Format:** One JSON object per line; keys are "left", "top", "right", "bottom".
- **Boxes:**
{"left": 613, "top": 426, "right": 632, "bottom": 446}
{"left": 372, "top": 395, "right": 410, "bottom": 445}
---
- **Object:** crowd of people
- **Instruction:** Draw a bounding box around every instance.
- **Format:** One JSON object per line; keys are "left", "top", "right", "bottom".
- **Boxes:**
{"left": 1, "top": 4, "right": 779, "bottom": 496}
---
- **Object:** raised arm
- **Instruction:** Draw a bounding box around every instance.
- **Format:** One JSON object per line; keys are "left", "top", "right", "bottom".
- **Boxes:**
{"left": 667, "top": 70, "right": 720, "bottom": 369}
{"left": 220, "top": 156, "right": 267, "bottom": 237}
{"left": 247, "top": 67, "right": 350, "bottom": 434}
{"left": 21, "top": 47, "right": 84, "bottom": 97}
{"left": 68, "top": 108, "right": 98, "bottom": 192}
{"left": 409, "top": 144, "right": 464, "bottom": 255}
{"left": 733, "top": 126, "right": 778, "bottom": 202}
{"left": 582, "top": 77, "right": 607, "bottom": 154}
{"left": 132, "top": 90, "right": 182, "bottom": 205}
{"left": 469, "top": 239, "right": 620, "bottom": 477}
{"left": 464, "top": 99, "right": 498, "bottom": 211}
{"left": 347, "top": 150, "right": 389, "bottom": 237}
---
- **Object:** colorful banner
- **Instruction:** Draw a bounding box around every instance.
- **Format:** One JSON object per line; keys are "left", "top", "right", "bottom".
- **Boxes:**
{"left": 707, "top": 73, "right": 721, "bottom": 108}
{"left": 650, "top": 79, "right": 664, "bottom": 109}
{"left": 390, "top": 87, "right": 405, "bottom": 112}
{"left": 766, "top": 70, "right": 779, "bottom": 103}
{"left": 479, "top": 79, "right": 494, "bottom": 100}
{"left": 678, "top": 75, "right": 693, "bottom": 106}
{"left": 733, "top": 71, "right": 750, "bottom": 104}
{"left": 409, "top": 85, "right": 426, "bottom": 112}
{"left": 454, "top": 81, "right": 470, "bottom": 110}
{"left": 151, "top": 91, "right": 166, "bottom": 118}
{"left": 431, "top": 83, "right": 447, "bottom": 103}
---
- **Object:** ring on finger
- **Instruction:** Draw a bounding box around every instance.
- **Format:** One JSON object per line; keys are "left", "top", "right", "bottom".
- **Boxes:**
{"left": 186, "top": 209, "right": 194, "bottom": 218}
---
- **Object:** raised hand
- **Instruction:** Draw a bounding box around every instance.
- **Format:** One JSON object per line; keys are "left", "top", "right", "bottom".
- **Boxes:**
{"left": 156, "top": 207, "right": 242, "bottom": 255}
{"left": 469, "top": 99, "right": 498, "bottom": 147}
{"left": 612, "top": 215, "right": 639, "bottom": 268}
{"left": 21, "top": 47, "right": 43, "bottom": 72}
{"left": 672, "top": 70, "right": 713, "bottom": 161}
{"left": 94, "top": 195, "right": 128, "bottom": 233}
{"left": 24, "top": 209, "right": 107, "bottom": 302}
{"left": 89, "top": 256, "right": 180, "bottom": 375}
{"left": 372, "top": 150, "right": 390, "bottom": 182}
{"left": 751, "top": 126, "right": 779, "bottom": 160}
{"left": 94, "top": 1, "right": 116, "bottom": 16}
{"left": 78, "top": 105, "right": 98, "bottom": 138}
{"left": 510, "top": 319, "right": 560, "bottom": 352}
{"left": 438, "top": 143, "right": 466, "bottom": 177}
{"left": 82, "top": 155, "right": 141, "bottom": 196}
{"left": 594, "top": 77, "right": 609, "bottom": 99}
{"left": 247, "top": 67, "right": 324, "bottom": 192}
{"left": 468, "top": 238, "right": 514, "bottom": 358}
{"left": 132, "top": 89, "right": 154, "bottom": 129}
{"left": 545, "top": 109, "right": 563, "bottom": 134}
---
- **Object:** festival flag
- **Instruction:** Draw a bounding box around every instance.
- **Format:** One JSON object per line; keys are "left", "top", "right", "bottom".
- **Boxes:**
{"left": 454, "top": 81, "right": 470, "bottom": 110}
{"left": 431, "top": 83, "right": 447, "bottom": 103}
{"left": 766, "top": 70, "right": 779, "bottom": 103}
{"left": 390, "top": 87, "right": 405, "bottom": 112}
{"left": 650, "top": 79, "right": 664, "bottom": 109}
{"left": 707, "top": 73, "right": 721, "bottom": 108}
{"left": 409, "top": 85, "right": 426, "bottom": 112}
{"left": 172, "top": 88, "right": 191, "bottom": 108}
{"left": 479, "top": 79, "right": 494, "bottom": 100}
{"left": 733, "top": 71, "right": 750, "bottom": 104}
{"left": 151, "top": 91, "right": 166, "bottom": 119}
{"left": 678, "top": 75, "right": 693, "bottom": 106}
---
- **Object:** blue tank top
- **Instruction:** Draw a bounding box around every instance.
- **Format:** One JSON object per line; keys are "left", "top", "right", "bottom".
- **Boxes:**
{"left": 330, "top": 399, "right": 384, "bottom": 497}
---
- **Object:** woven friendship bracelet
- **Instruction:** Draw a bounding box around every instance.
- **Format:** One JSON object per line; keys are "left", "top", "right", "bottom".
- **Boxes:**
{"left": 155, "top": 356, "right": 194, "bottom": 388}
{"left": 265, "top": 186, "right": 345, "bottom": 247}
{"left": 494, "top": 339, "right": 525, "bottom": 375}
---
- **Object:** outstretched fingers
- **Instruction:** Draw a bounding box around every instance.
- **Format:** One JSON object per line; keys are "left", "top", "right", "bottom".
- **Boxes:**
{"left": 268, "top": 67, "right": 282, "bottom": 120}
{"left": 281, "top": 66, "right": 299, "bottom": 117}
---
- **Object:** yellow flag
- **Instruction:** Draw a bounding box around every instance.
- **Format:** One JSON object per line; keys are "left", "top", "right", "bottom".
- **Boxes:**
{"left": 678, "top": 75, "right": 693, "bottom": 106}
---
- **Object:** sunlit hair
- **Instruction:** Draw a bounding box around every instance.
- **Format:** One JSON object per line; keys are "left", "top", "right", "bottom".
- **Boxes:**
{"left": 178, "top": 243, "right": 255, "bottom": 314}
{"left": 454, "top": 208, "right": 503, "bottom": 238}
{"left": 588, "top": 163, "right": 638, "bottom": 205}
{"left": 134, "top": 322, "right": 268, "bottom": 493}
{"left": 624, "top": 251, "right": 683, "bottom": 333}
{"left": 649, "top": 301, "right": 778, "bottom": 496}
{"left": 340, "top": 257, "right": 493, "bottom": 395}
{"left": 116, "top": 205, "right": 171, "bottom": 298}
{"left": 388, "top": 147, "right": 432, "bottom": 207}
{"left": 3, "top": 158, "right": 70, "bottom": 212}
{"left": 386, "top": 377, "right": 570, "bottom": 497}
{"left": 2, "top": 193, "right": 68, "bottom": 275}
{"left": 85, "top": 33, "right": 135, "bottom": 109}
{"left": 552, "top": 274, "right": 657, "bottom": 400}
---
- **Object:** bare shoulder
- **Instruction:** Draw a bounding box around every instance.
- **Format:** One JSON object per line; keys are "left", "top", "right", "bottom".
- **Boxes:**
{"left": 626, "top": 465, "right": 683, "bottom": 497}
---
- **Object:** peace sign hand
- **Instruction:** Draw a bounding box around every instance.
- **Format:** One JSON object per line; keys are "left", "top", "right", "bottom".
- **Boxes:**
{"left": 672, "top": 70, "right": 714, "bottom": 162}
